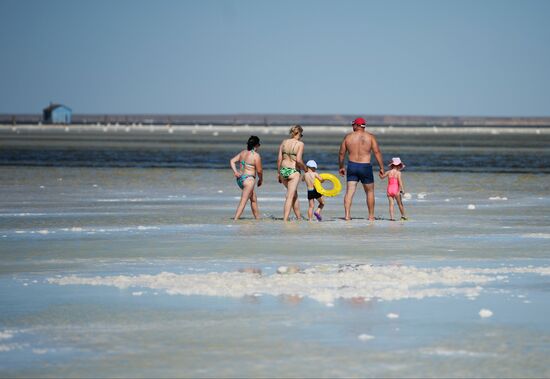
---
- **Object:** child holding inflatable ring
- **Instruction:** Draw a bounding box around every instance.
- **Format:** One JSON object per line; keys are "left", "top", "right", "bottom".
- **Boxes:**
{"left": 302, "top": 160, "right": 325, "bottom": 221}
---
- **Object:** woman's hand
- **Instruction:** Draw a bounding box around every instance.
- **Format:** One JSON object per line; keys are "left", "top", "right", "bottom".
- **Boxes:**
{"left": 277, "top": 173, "right": 282, "bottom": 183}
{"left": 234, "top": 172, "right": 241, "bottom": 178}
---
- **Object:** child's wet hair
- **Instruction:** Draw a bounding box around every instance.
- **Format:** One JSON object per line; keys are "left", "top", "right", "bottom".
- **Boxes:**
{"left": 247, "top": 135, "right": 260, "bottom": 151}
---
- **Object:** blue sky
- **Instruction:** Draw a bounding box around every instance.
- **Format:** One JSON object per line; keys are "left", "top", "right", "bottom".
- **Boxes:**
{"left": 1, "top": 0, "right": 549, "bottom": 116}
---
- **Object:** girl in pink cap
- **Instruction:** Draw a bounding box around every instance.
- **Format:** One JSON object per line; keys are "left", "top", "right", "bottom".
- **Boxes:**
{"left": 380, "top": 157, "right": 408, "bottom": 221}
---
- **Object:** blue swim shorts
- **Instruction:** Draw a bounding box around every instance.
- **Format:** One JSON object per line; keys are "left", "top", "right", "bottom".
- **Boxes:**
{"left": 346, "top": 161, "right": 374, "bottom": 184}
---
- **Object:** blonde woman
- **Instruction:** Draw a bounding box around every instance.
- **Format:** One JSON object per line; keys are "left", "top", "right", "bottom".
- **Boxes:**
{"left": 277, "top": 125, "right": 308, "bottom": 221}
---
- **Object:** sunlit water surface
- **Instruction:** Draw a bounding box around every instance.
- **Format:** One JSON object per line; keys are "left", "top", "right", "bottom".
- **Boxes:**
{"left": 1, "top": 131, "right": 550, "bottom": 377}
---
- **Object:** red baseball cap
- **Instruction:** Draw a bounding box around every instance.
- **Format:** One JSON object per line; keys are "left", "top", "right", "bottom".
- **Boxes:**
{"left": 352, "top": 117, "right": 366, "bottom": 126}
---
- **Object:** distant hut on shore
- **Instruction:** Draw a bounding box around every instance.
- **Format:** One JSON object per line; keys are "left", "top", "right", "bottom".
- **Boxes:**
{"left": 43, "top": 103, "right": 72, "bottom": 124}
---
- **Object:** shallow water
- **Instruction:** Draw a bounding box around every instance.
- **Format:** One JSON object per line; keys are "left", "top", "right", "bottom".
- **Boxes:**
{"left": 0, "top": 163, "right": 549, "bottom": 378}
{"left": 2, "top": 127, "right": 550, "bottom": 172}
{"left": 1, "top": 126, "right": 550, "bottom": 377}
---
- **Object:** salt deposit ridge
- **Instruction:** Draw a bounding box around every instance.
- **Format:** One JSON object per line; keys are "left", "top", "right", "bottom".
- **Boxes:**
{"left": 47, "top": 264, "right": 550, "bottom": 305}
{"left": 3, "top": 123, "right": 550, "bottom": 135}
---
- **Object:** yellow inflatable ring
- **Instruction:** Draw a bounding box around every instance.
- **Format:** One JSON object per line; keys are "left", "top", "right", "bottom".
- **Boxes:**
{"left": 313, "top": 173, "right": 342, "bottom": 197}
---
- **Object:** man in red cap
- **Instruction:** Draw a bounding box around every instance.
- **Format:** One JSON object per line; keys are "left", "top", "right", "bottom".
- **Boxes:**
{"left": 338, "top": 117, "right": 385, "bottom": 221}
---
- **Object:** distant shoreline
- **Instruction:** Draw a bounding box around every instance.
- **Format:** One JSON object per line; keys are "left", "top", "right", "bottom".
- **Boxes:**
{"left": 2, "top": 123, "right": 549, "bottom": 135}
{"left": 2, "top": 113, "right": 550, "bottom": 128}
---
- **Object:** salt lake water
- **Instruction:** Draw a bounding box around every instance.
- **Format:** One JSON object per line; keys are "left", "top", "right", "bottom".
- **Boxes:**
{"left": 0, "top": 125, "right": 549, "bottom": 377}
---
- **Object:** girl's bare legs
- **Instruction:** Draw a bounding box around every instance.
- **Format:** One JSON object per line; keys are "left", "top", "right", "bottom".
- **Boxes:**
{"left": 396, "top": 194, "right": 407, "bottom": 219}
{"left": 388, "top": 196, "right": 395, "bottom": 221}
{"left": 234, "top": 179, "right": 254, "bottom": 220}
{"left": 308, "top": 199, "right": 315, "bottom": 221}
{"left": 249, "top": 188, "right": 260, "bottom": 219}
{"left": 283, "top": 173, "right": 301, "bottom": 221}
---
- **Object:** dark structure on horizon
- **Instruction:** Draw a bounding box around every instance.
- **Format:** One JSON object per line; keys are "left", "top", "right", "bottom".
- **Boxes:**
{"left": 42, "top": 103, "right": 72, "bottom": 124}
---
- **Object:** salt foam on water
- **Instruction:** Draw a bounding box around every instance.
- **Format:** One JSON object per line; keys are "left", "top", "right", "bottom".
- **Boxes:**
{"left": 479, "top": 309, "right": 493, "bottom": 318}
{"left": 423, "top": 348, "right": 497, "bottom": 358}
{"left": 46, "top": 265, "right": 550, "bottom": 305}
{"left": 522, "top": 233, "right": 550, "bottom": 239}
{"left": 358, "top": 334, "right": 375, "bottom": 341}
{"left": 0, "top": 331, "right": 13, "bottom": 340}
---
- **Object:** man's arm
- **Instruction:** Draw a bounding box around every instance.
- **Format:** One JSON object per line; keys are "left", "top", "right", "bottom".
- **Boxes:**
{"left": 371, "top": 135, "right": 384, "bottom": 176}
{"left": 338, "top": 136, "right": 347, "bottom": 177}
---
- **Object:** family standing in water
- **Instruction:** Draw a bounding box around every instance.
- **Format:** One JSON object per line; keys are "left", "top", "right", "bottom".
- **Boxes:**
{"left": 230, "top": 117, "right": 407, "bottom": 221}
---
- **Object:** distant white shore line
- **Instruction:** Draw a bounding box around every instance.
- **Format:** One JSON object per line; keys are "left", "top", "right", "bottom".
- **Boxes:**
{"left": 1, "top": 123, "right": 549, "bottom": 135}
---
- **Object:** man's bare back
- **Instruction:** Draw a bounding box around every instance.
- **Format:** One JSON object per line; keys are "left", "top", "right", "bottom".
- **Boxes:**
{"left": 339, "top": 128, "right": 384, "bottom": 175}
{"left": 343, "top": 130, "right": 375, "bottom": 163}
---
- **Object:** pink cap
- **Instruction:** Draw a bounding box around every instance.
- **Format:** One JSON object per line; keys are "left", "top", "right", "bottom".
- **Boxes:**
{"left": 388, "top": 157, "right": 406, "bottom": 168}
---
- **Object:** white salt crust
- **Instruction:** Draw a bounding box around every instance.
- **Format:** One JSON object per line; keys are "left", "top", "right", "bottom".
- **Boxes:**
{"left": 47, "top": 264, "right": 550, "bottom": 305}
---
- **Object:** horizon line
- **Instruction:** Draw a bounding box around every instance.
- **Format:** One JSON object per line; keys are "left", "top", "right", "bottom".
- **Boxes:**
{"left": 2, "top": 112, "right": 550, "bottom": 120}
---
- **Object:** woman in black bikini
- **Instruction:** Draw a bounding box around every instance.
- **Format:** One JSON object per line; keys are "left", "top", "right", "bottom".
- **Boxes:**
{"left": 277, "top": 125, "right": 308, "bottom": 221}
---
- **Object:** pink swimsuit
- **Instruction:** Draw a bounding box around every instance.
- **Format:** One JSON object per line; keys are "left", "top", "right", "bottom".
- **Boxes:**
{"left": 387, "top": 177, "right": 399, "bottom": 197}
